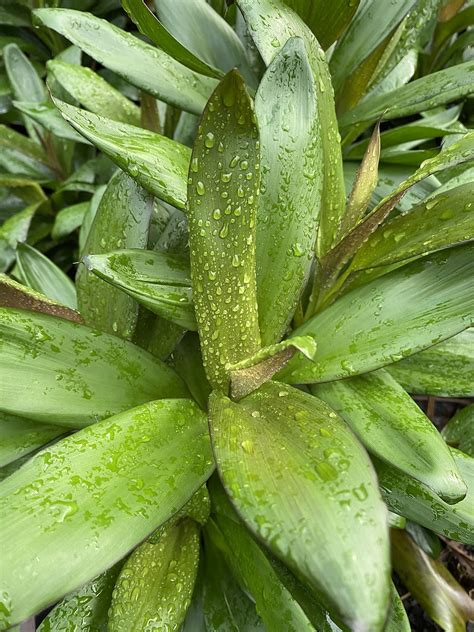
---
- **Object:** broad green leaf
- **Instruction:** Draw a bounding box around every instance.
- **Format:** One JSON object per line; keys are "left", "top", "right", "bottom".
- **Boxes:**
{"left": 339, "top": 61, "right": 474, "bottom": 131}
{"left": 0, "top": 412, "right": 66, "bottom": 467}
{"left": 37, "top": 566, "right": 121, "bottom": 632}
{"left": 387, "top": 329, "right": 474, "bottom": 397}
{"left": 312, "top": 369, "right": 466, "bottom": 503}
{"left": 209, "top": 382, "right": 390, "bottom": 631}
{"left": 188, "top": 71, "right": 261, "bottom": 391}
{"left": 348, "top": 182, "right": 474, "bottom": 273}
{"left": 52, "top": 201, "right": 89, "bottom": 240}
{"left": 0, "top": 203, "right": 38, "bottom": 272}
{"left": 255, "top": 37, "right": 323, "bottom": 345}
{"left": 384, "top": 585, "right": 410, "bottom": 632}
{"left": 33, "top": 8, "right": 217, "bottom": 115}
{"left": 405, "top": 522, "right": 442, "bottom": 558}
{"left": 0, "top": 399, "right": 213, "bottom": 628}
{"left": 12, "top": 101, "right": 88, "bottom": 144}
{"left": 78, "top": 185, "right": 107, "bottom": 255}
{"left": 0, "top": 307, "right": 187, "bottom": 427}
{"left": 377, "top": 448, "right": 474, "bottom": 544}
{"left": 47, "top": 60, "right": 141, "bottom": 126}
{"left": 122, "top": 0, "right": 222, "bottom": 79}
{"left": 16, "top": 243, "right": 77, "bottom": 310}
{"left": 279, "top": 244, "right": 474, "bottom": 384}
{"left": 329, "top": 0, "right": 417, "bottom": 93}
{"left": 154, "top": 0, "right": 256, "bottom": 87}
{"left": 54, "top": 99, "right": 190, "bottom": 209}
{"left": 391, "top": 529, "right": 474, "bottom": 631}
{"left": 0, "top": 275, "right": 82, "bottom": 323}
{"left": 108, "top": 519, "right": 200, "bottom": 631}
{"left": 282, "top": 0, "right": 360, "bottom": 50}
{"left": 0, "top": 124, "right": 56, "bottom": 180}
{"left": 443, "top": 405, "right": 474, "bottom": 457}
{"left": 0, "top": 175, "right": 45, "bottom": 206}
{"left": 83, "top": 249, "right": 196, "bottom": 331}
{"left": 236, "top": 0, "right": 346, "bottom": 257}
{"left": 77, "top": 171, "right": 153, "bottom": 340}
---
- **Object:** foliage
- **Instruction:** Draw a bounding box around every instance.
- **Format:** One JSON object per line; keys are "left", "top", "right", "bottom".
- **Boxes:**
{"left": 0, "top": 0, "right": 473, "bottom": 630}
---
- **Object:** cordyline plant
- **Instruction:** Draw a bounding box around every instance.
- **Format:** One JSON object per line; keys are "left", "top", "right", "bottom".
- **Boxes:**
{"left": 0, "top": 0, "right": 474, "bottom": 630}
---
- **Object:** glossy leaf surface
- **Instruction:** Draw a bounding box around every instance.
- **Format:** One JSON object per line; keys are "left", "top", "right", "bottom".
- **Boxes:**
{"left": 0, "top": 307, "right": 186, "bottom": 427}
{"left": 279, "top": 244, "right": 474, "bottom": 384}
{"left": 188, "top": 71, "right": 261, "bottom": 391}
{"left": 209, "top": 382, "right": 390, "bottom": 630}
{"left": 0, "top": 399, "right": 213, "bottom": 628}
{"left": 0, "top": 413, "right": 66, "bottom": 468}
{"left": 255, "top": 37, "right": 322, "bottom": 345}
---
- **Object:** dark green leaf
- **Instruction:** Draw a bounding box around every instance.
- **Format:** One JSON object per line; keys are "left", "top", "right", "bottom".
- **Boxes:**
{"left": 51, "top": 201, "right": 89, "bottom": 240}
{"left": 442, "top": 404, "right": 474, "bottom": 457}
{"left": 171, "top": 334, "right": 211, "bottom": 411}
{"left": 0, "top": 203, "right": 38, "bottom": 272}
{"left": 12, "top": 101, "right": 88, "bottom": 144}
{"left": 0, "top": 125, "right": 56, "bottom": 180}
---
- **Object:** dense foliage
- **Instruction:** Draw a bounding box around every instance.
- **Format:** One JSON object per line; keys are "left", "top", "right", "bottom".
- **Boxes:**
{"left": 0, "top": 0, "right": 473, "bottom": 630}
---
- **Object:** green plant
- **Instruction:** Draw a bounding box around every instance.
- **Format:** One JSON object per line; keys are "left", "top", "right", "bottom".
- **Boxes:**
{"left": 0, "top": 0, "right": 473, "bottom": 630}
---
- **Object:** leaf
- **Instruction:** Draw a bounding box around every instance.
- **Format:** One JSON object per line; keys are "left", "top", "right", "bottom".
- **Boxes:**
{"left": 282, "top": 0, "right": 360, "bottom": 49}
{"left": 339, "top": 61, "right": 474, "bottom": 131}
{"left": 0, "top": 399, "right": 213, "bottom": 628}
{"left": 312, "top": 369, "right": 466, "bottom": 503}
{"left": 377, "top": 448, "right": 474, "bottom": 544}
{"left": 187, "top": 71, "right": 261, "bottom": 391}
{"left": 33, "top": 8, "right": 217, "bottom": 115}
{"left": 387, "top": 328, "right": 474, "bottom": 397}
{"left": 171, "top": 334, "right": 211, "bottom": 412}
{"left": 12, "top": 100, "right": 89, "bottom": 144}
{"left": 385, "top": 585, "right": 410, "bottom": 632}
{"left": 0, "top": 124, "right": 56, "bottom": 180}
{"left": 47, "top": 60, "right": 141, "bottom": 126}
{"left": 278, "top": 243, "right": 474, "bottom": 384}
{"left": 391, "top": 529, "right": 474, "bottom": 631}
{"left": 51, "top": 201, "right": 89, "bottom": 240}
{"left": 122, "top": 0, "right": 222, "bottom": 79}
{"left": 209, "top": 381, "right": 390, "bottom": 631}
{"left": 83, "top": 249, "right": 196, "bottom": 331}
{"left": 0, "top": 203, "right": 38, "bottom": 272}
{"left": 0, "top": 307, "right": 187, "bottom": 427}
{"left": 0, "top": 2, "right": 30, "bottom": 27}
{"left": 254, "top": 37, "right": 323, "bottom": 345}
{"left": 16, "top": 243, "right": 77, "bottom": 310}
{"left": 0, "top": 175, "right": 45, "bottom": 206}
{"left": 0, "top": 412, "right": 66, "bottom": 468}
{"left": 108, "top": 518, "right": 200, "bottom": 631}
{"left": 54, "top": 98, "right": 190, "bottom": 209}
{"left": 236, "top": 0, "right": 346, "bottom": 257}
{"left": 0, "top": 274, "right": 82, "bottom": 323}
{"left": 76, "top": 171, "right": 153, "bottom": 340}
{"left": 154, "top": 0, "right": 256, "bottom": 87}
{"left": 443, "top": 404, "right": 474, "bottom": 457}
{"left": 37, "top": 566, "right": 121, "bottom": 632}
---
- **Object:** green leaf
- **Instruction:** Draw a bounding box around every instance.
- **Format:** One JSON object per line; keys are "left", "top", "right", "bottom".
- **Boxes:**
{"left": 391, "top": 529, "right": 474, "bottom": 631}
{"left": 77, "top": 171, "right": 153, "bottom": 340}
{"left": 377, "top": 448, "right": 474, "bottom": 544}
{"left": 385, "top": 585, "right": 410, "bottom": 632}
{"left": 0, "top": 203, "right": 38, "bottom": 272}
{"left": 122, "top": 0, "right": 223, "bottom": 79}
{"left": 0, "top": 307, "right": 187, "bottom": 427}
{"left": 47, "top": 60, "right": 141, "bottom": 126}
{"left": 236, "top": 0, "right": 346, "bottom": 257}
{"left": 83, "top": 249, "right": 196, "bottom": 331}
{"left": 339, "top": 61, "right": 474, "bottom": 131}
{"left": 387, "top": 328, "right": 474, "bottom": 397}
{"left": 33, "top": 8, "right": 216, "bottom": 115}
{"left": 154, "top": 0, "right": 256, "bottom": 87}
{"left": 54, "top": 99, "right": 190, "bottom": 208}
{"left": 0, "top": 2, "right": 30, "bottom": 27}
{"left": 329, "top": 0, "right": 417, "bottom": 94}
{"left": 188, "top": 70, "right": 261, "bottom": 391}
{"left": 0, "top": 399, "right": 213, "bottom": 628}
{"left": 442, "top": 404, "right": 474, "bottom": 457}
{"left": 255, "top": 37, "right": 323, "bottom": 345}
{"left": 37, "top": 566, "right": 121, "bottom": 632}
{"left": 312, "top": 369, "right": 466, "bottom": 503}
{"left": 0, "top": 125, "right": 56, "bottom": 180}
{"left": 12, "top": 100, "right": 89, "bottom": 144}
{"left": 0, "top": 175, "right": 45, "bottom": 206}
{"left": 0, "top": 412, "right": 66, "bottom": 468}
{"left": 16, "top": 243, "right": 77, "bottom": 310}
{"left": 279, "top": 243, "right": 474, "bottom": 384}
{"left": 108, "top": 518, "right": 200, "bottom": 631}
{"left": 172, "top": 334, "right": 211, "bottom": 411}
{"left": 209, "top": 381, "right": 390, "bottom": 631}
{"left": 51, "top": 201, "right": 89, "bottom": 240}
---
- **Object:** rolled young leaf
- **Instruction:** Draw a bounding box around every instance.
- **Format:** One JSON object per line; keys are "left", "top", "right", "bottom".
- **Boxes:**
{"left": 108, "top": 518, "right": 200, "bottom": 631}
{"left": 0, "top": 399, "right": 213, "bottom": 628}
{"left": 0, "top": 307, "right": 187, "bottom": 427}
{"left": 255, "top": 37, "right": 323, "bottom": 345}
{"left": 312, "top": 369, "right": 466, "bottom": 503}
{"left": 33, "top": 8, "right": 217, "bottom": 115}
{"left": 278, "top": 243, "right": 474, "bottom": 384}
{"left": 83, "top": 249, "right": 196, "bottom": 331}
{"left": 187, "top": 70, "right": 261, "bottom": 391}
{"left": 209, "top": 381, "right": 390, "bottom": 631}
